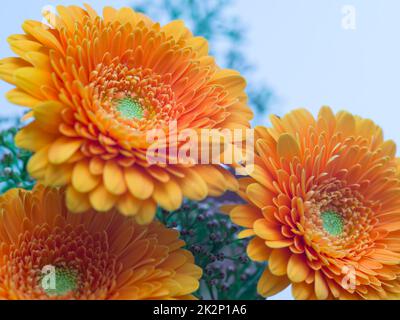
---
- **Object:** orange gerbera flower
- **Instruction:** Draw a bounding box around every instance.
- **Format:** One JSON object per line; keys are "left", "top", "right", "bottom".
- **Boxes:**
{"left": 0, "top": 5, "right": 251, "bottom": 223}
{"left": 226, "top": 107, "right": 400, "bottom": 300}
{"left": 0, "top": 185, "right": 202, "bottom": 300}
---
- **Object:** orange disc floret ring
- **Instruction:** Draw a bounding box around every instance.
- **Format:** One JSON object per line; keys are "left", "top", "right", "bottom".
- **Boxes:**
{"left": 225, "top": 106, "right": 400, "bottom": 300}
{"left": 0, "top": 4, "right": 253, "bottom": 224}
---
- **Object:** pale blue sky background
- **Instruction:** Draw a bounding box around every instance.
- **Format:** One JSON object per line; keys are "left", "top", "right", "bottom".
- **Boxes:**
{"left": 1, "top": 0, "right": 400, "bottom": 300}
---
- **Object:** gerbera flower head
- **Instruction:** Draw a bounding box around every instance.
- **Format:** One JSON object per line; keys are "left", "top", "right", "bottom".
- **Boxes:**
{"left": 0, "top": 185, "right": 202, "bottom": 300}
{"left": 0, "top": 5, "right": 252, "bottom": 224}
{"left": 226, "top": 106, "right": 400, "bottom": 300}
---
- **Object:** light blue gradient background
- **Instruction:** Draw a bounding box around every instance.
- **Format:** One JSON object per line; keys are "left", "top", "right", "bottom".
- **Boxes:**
{"left": 1, "top": 0, "right": 399, "bottom": 300}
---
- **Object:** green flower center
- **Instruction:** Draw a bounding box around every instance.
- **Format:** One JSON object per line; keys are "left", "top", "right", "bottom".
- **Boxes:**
{"left": 321, "top": 211, "right": 344, "bottom": 236}
{"left": 116, "top": 97, "right": 143, "bottom": 120}
{"left": 42, "top": 267, "right": 78, "bottom": 296}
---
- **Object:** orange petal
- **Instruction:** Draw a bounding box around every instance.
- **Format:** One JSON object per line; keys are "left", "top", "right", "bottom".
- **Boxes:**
{"left": 186, "top": 37, "right": 208, "bottom": 57}
{"left": 336, "top": 111, "right": 355, "bottom": 136}
{"left": 6, "top": 88, "right": 40, "bottom": 107}
{"left": 44, "top": 164, "right": 72, "bottom": 186}
{"left": 22, "top": 20, "right": 64, "bottom": 52}
{"left": 230, "top": 205, "right": 262, "bottom": 228}
{"left": 153, "top": 179, "right": 183, "bottom": 211}
{"left": 195, "top": 166, "right": 229, "bottom": 197}
{"left": 24, "top": 51, "right": 51, "bottom": 69}
{"left": 27, "top": 146, "right": 49, "bottom": 179}
{"left": 15, "top": 121, "right": 56, "bottom": 152}
{"left": 72, "top": 160, "right": 100, "bottom": 193}
{"left": 0, "top": 57, "right": 30, "bottom": 84}
{"left": 89, "top": 157, "right": 104, "bottom": 175}
{"left": 33, "top": 101, "right": 64, "bottom": 133}
{"left": 237, "top": 229, "right": 256, "bottom": 239}
{"left": 178, "top": 168, "right": 208, "bottom": 201}
{"left": 315, "top": 270, "right": 329, "bottom": 300}
{"left": 65, "top": 186, "right": 91, "bottom": 213}
{"left": 287, "top": 253, "right": 310, "bottom": 283}
{"left": 318, "top": 106, "right": 335, "bottom": 123}
{"left": 135, "top": 200, "right": 157, "bottom": 225}
{"left": 89, "top": 185, "right": 117, "bottom": 212}
{"left": 257, "top": 267, "right": 290, "bottom": 298}
{"left": 247, "top": 237, "right": 271, "bottom": 262}
{"left": 269, "top": 249, "right": 291, "bottom": 276}
{"left": 277, "top": 133, "right": 300, "bottom": 159}
{"left": 117, "top": 194, "right": 141, "bottom": 217}
{"left": 162, "top": 20, "right": 188, "bottom": 41}
{"left": 14, "top": 67, "right": 52, "bottom": 99}
{"left": 292, "top": 282, "right": 313, "bottom": 300}
{"left": 124, "top": 166, "right": 154, "bottom": 200}
{"left": 104, "top": 161, "right": 127, "bottom": 195}
{"left": 265, "top": 239, "right": 293, "bottom": 248}
{"left": 7, "top": 35, "right": 42, "bottom": 58}
{"left": 48, "top": 137, "right": 82, "bottom": 165}
{"left": 246, "top": 183, "right": 273, "bottom": 208}
{"left": 254, "top": 219, "right": 283, "bottom": 241}
{"left": 115, "top": 7, "right": 138, "bottom": 25}
{"left": 380, "top": 140, "right": 396, "bottom": 158}
{"left": 211, "top": 70, "right": 246, "bottom": 99}
{"left": 173, "top": 274, "right": 200, "bottom": 296}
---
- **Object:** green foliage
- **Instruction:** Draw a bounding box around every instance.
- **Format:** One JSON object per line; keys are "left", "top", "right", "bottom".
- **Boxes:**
{"left": 0, "top": 126, "right": 34, "bottom": 193}
{"left": 134, "top": 0, "right": 273, "bottom": 114}
{"left": 158, "top": 200, "right": 265, "bottom": 300}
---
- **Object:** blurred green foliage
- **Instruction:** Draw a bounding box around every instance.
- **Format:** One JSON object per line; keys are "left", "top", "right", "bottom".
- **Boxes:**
{"left": 134, "top": 0, "right": 274, "bottom": 114}
{"left": 0, "top": 126, "right": 34, "bottom": 193}
{"left": 158, "top": 200, "right": 264, "bottom": 300}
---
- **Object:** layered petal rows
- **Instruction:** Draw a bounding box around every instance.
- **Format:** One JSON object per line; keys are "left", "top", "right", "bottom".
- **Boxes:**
{"left": 0, "top": 185, "right": 202, "bottom": 299}
{"left": 226, "top": 107, "right": 400, "bottom": 299}
{"left": 0, "top": 5, "right": 252, "bottom": 224}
